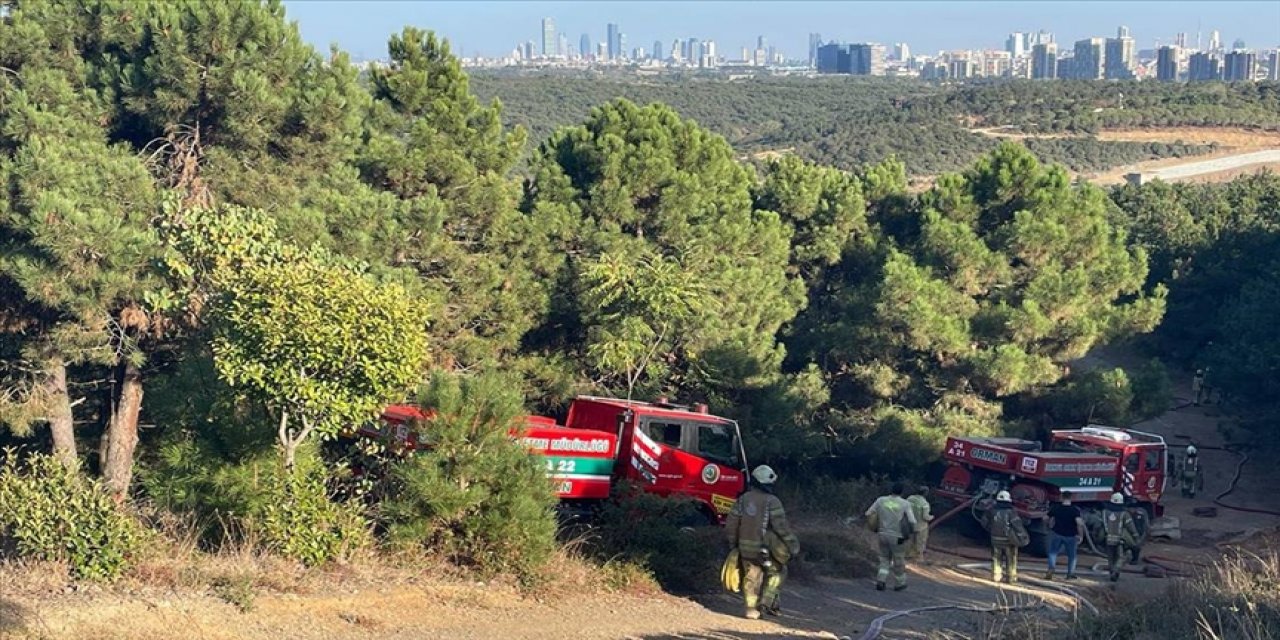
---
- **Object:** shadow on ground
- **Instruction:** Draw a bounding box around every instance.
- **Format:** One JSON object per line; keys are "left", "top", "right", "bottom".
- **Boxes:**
{"left": 0, "top": 597, "right": 31, "bottom": 635}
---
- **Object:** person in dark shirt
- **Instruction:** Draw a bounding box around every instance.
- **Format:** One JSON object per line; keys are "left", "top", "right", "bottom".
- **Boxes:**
{"left": 1044, "top": 491, "right": 1084, "bottom": 580}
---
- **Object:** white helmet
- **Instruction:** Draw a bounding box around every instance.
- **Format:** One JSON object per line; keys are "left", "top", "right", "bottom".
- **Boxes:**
{"left": 1186, "top": 445, "right": 1198, "bottom": 457}
{"left": 1110, "top": 492, "right": 1125, "bottom": 505}
{"left": 752, "top": 465, "right": 777, "bottom": 485}
{"left": 996, "top": 490, "right": 1012, "bottom": 502}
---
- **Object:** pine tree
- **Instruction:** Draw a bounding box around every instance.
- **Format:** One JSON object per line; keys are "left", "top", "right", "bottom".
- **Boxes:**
{"left": 523, "top": 99, "right": 805, "bottom": 399}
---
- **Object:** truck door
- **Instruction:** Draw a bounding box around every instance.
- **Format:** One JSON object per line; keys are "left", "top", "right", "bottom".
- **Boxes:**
{"left": 1131, "top": 447, "right": 1165, "bottom": 504}
{"left": 627, "top": 416, "right": 745, "bottom": 519}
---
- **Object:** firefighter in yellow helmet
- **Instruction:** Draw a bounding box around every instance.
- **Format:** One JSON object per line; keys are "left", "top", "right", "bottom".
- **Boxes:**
{"left": 1103, "top": 492, "right": 1140, "bottom": 582}
{"left": 725, "top": 465, "right": 799, "bottom": 620}
{"left": 983, "top": 490, "right": 1029, "bottom": 584}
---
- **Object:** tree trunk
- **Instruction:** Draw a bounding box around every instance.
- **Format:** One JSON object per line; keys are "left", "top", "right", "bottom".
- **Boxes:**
{"left": 44, "top": 357, "right": 77, "bottom": 470}
{"left": 102, "top": 359, "right": 143, "bottom": 503}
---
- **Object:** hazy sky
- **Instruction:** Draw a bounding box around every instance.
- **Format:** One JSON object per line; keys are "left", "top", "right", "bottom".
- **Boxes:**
{"left": 282, "top": 1, "right": 1280, "bottom": 61}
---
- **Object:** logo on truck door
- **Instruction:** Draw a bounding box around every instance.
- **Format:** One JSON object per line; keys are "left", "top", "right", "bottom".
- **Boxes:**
{"left": 1021, "top": 457, "right": 1039, "bottom": 473}
{"left": 971, "top": 448, "right": 1008, "bottom": 465}
{"left": 701, "top": 463, "right": 721, "bottom": 485}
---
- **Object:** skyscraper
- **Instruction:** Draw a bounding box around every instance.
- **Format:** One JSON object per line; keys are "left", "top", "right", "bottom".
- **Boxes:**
{"left": 1223, "top": 50, "right": 1257, "bottom": 81}
{"left": 1156, "top": 46, "right": 1181, "bottom": 81}
{"left": 1175, "top": 32, "right": 1188, "bottom": 48}
{"left": 688, "top": 38, "right": 702, "bottom": 63}
{"left": 1232, "top": 39, "right": 1246, "bottom": 50}
{"left": 1073, "top": 38, "right": 1105, "bottom": 80}
{"left": 558, "top": 33, "right": 569, "bottom": 59}
{"left": 702, "top": 41, "right": 717, "bottom": 68}
{"left": 653, "top": 40, "right": 664, "bottom": 61}
{"left": 893, "top": 42, "right": 910, "bottom": 62}
{"left": 541, "top": 18, "right": 555, "bottom": 57}
{"left": 1209, "top": 29, "right": 1221, "bottom": 51}
{"left": 1032, "top": 42, "right": 1058, "bottom": 79}
{"left": 809, "top": 33, "right": 822, "bottom": 68}
{"left": 1007, "top": 32, "right": 1027, "bottom": 57}
{"left": 580, "top": 34, "right": 592, "bottom": 59}
{"left": 1105, "top": 32, "right": 1136, "bottom": 79}
{"left": 606, "top": 23, "right": 621, "bottom": 60}
{"left": 1117, "top": 25, "right": 1130, "bottom": 39}
{"left": 1270, "top": 50, "right": 1280, "bottom": 81}
{"left": 1188, "top": 52, "right": 1222, "bottom": 81}
{"left": 671, "top": 38, "right": 683, "bottom": 62}
{"left": 757, "top": 35, "right": 767, "bottom": 50}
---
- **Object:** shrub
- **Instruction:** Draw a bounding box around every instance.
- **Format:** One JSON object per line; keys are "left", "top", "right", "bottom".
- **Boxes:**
{"left": 381, "top": 372, "right": 558, "bottom": 583}
{"left": 587, "top": 486, "right": 725, "bottom": 594}
{"left": 1052, "top": 368, "right": 1134, "bottom": 425}
{"left": 0, "top": 450, "right": 141, "bottom": 579}
{"left": 254, "top": 458, "right": 371, "bottom": 567}
{"left": 1073, "top": 550, "right": 1280, "bottom": 639}
{"left": 1128, "top": 359, "right": 1173, "bottom": 420}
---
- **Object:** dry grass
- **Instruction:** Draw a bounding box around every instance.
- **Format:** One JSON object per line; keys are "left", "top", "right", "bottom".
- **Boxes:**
{"left": 1068, "top": 550, "right": 1280, "bottom": 640}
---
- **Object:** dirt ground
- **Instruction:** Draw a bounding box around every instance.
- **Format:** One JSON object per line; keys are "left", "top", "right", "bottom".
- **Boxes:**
{"left": 2, "top": 345, "right": 1276, "bottom": 640}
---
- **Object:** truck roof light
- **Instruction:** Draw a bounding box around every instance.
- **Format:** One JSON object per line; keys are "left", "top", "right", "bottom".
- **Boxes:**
{"left": 1082, "top": 426, "right": 1131, "bottom": 442}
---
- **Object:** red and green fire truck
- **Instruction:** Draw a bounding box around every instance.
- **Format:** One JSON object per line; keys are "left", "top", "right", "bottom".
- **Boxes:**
{"left": 359, "top": 395, "right": 749, "bottom": 523}
{"left": 936, "top": 425, "right": 1168, "bottom": 550}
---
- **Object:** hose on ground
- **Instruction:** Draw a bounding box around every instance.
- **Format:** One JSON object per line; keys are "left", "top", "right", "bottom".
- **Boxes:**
{"left": 1169, "top": 437, "right": 1280, "bottom": 517}
{"left": 855, "top": 598, "right": 1045, "bottom": 640}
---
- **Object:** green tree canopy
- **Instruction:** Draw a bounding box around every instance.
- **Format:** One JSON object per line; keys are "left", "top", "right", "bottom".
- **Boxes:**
{"left": 523, "top": 99, "right": 805, "bottom": 400}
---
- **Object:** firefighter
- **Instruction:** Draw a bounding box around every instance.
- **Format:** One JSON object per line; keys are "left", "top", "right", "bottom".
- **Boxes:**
{"left": 983, "top": 490, "right": 1029, "bottom": 584}
{"left": 906, "top": 486, "right": 934, "bottom": 564}
{"left": 1103, "top": 492, "right": 1140, "bottom": 582}
{"left": 1192, "top": 369, "right": 1206, "bottom": 406}
{"left": 865, "top": 483, "right": 918, "bottom": 591}
{"left": 1180, "top": 445, "right": 1205, "bottom": 498}
{"left": 725, "top": 465, "right": 800, "bottom": 620}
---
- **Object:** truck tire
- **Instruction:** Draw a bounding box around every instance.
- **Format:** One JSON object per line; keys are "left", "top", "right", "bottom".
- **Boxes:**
{"left": 1026, "top": 518, "right": 1049, "bottom": 558}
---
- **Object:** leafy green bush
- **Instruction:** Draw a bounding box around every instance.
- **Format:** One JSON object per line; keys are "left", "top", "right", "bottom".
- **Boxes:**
{"left": 381, "top": 372, "right": 557, "bottom": 582}
{"left": 0, "top": 450, "right": 141, "bottom": 579}
{"left": 1052, "top": 368, "right": 1134, "bottom": 425}
{"left": 255, "top": 458, "right": 371, "bottom": 567}
{"left": 587, "top": 486, "right": 725, "bottom": 594}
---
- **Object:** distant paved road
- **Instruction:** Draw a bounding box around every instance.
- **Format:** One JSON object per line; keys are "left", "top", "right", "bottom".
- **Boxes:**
{"left": 1141, "top": 149, "right": 1280, "bottom": 181}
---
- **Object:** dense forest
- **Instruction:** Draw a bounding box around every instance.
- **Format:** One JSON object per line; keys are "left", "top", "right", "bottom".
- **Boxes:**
{"left": 470, "top": 74, "right": 1280, "bottom": 175}
{"left": 0, "top": 0, "right": 1276, "bottom": 593}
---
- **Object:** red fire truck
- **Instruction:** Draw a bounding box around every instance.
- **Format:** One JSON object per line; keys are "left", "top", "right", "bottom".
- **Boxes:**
{"left": 358, "top": 395, "right": 749, "bottom": 523}
{"left": 936, "top": 425, "right": 1168, "bottom": 550}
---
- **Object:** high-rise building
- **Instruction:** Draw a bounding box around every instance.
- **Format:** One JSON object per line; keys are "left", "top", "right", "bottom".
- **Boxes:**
{"left": 606, "top": 23, "right": 621, "bottom": 60}
{"left": 1033, "top": 30, "right": 1054, "bottom": 45}
{"left": 757, "top": 35, "right": 767, "bottom": 50}
{"left": 580, "top": 34, "right": 591, "bottom": 59}
{"left": 541, "top": 18, "right": 555, "bottom": 57}
{"left": 753, "top": 47, "right": 766, "bottom": 66}
{"left": 1209, "top": 30, "right": 1221, "bottom": 51}
{"left": 1073, "top": 38, "right": 1105, "bottom": 79}
{"left": 558, "top": 33, "right": 569, "bottom": 59}
{"left": 1270, "top": 50, "right": 1280, "bottom": 81}
{"left": 1175, "top": 32, "right": 1188, "bottom": 48}
{"left": 740, "top": 46, "right": 750, "bottom": 63}
{"left": 1232, "top": 39, "right": 1246, "bottom": 50}
{"left": 1188, "top": 52, "right": 1222, "bottom": 81}
{"left": 893, "top": 42, "right": 911, "bottom": 62}
{"left": 688, "top": 38, "right": 701, "bottom": 63}
{"left": 1105, "top": 34, "right": 1136, "bottom": 79}
{"left": 1117, "top": 25, "right": 1130, "bottom": 39}
{"left": 701, "top": 40, "right": 717, "bottom": 68}
{"left": 653, "top": 40, "right": 664, "bottom": 61}
{"left": 596, "top": 42, "right": 607, "bottom": 60}
{"left": 983, "top": 50, "right": 1012, "bottom": 77}
{"left": 1007, "top": 32, "right": 1027, "bottom": 57}
{"left": 632, "top": 46, "right": 645, "bottom": 61}
{"left": 1156, "top": 46, "right": 1181, "bottom": 81}
{"left": 809, "top": 33, "right": 823, "bottom": 67}
{"left": 672, "top": 39, "right": 683, "bottom": 62}
{"left": 1032, "top": 42, "right": 1058, "bottom": 79}
{"left": 949, "top": 58, "right": 976, "bottom": 79}
{"left": 619, "top": 32, "right": 627, "bottom": 58}
{"left": 523, "top": 41, "right": 535, "bottom": 61}
{"left": 1223, "top": 50, "right": 1257, "bottom": 81}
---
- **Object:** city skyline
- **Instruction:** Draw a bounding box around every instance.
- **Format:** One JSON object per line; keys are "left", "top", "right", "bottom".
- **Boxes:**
{"left": 282, "top": 1, "right": 1280, "bottom": 61}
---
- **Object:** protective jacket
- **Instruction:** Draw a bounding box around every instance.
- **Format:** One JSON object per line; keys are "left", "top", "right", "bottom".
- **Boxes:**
{"left": 725, "top": 486, "right": 800, "bottom": 563}
{"left": 1102, "top": 503, "right": 1139, "bottom": 547}
{"left": 986, "top": 503, "right": 1029, "bottom": 547}
{"left": 865, "top": 495, "right": 917, "bottom": 539}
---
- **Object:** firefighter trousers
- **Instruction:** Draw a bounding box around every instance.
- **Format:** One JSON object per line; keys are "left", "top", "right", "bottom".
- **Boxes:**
{"left": 742, "top": 559, "right": 784, "bottom": 612}
{"left": 1106, "top": 543, "right": 1126, "bottom": 581}
{"left": 991, "top": 544, "right": 1018, "bottom": 583}
{"left": 877, "top": 533, "right": 908, "bottom": 588}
